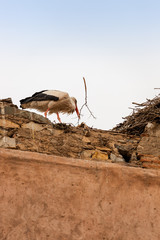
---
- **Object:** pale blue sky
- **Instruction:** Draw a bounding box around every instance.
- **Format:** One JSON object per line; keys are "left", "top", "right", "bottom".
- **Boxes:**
{"left": 0, "top": 0, "right": 160, "bottom": 129}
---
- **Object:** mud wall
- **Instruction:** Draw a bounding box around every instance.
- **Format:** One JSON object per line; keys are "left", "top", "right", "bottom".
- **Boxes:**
{"left": 0, "top": 148, "right": 160, "bottom": 240}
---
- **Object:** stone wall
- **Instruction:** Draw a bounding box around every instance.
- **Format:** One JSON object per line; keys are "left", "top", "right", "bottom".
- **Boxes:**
{"left": 0, "top": 98, "right": 139, "bottom": 164}
{"left": 0, "top": 98, "right": 160, "bottom": 169}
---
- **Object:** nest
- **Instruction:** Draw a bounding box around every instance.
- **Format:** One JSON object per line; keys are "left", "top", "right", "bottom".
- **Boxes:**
{"left": 113, "top": 95, "right": 160, "bottom": 135}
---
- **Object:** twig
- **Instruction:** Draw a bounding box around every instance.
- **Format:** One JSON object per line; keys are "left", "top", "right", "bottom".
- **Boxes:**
{"left": 132, "top": 102, "right": 146, "bottom": 107}
{"left": 78, "top": 77, "right": 96, "bottom": 124}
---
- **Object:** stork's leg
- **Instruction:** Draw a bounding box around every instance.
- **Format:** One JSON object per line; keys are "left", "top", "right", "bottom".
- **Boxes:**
{"left": 57, "top": 112, "right": 61, "bottom": 123}
{"left": 44, "top": 108, "right": 50, "bottom": 118}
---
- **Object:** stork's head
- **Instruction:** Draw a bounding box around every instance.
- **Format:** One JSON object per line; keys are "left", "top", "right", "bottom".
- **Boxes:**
{"left": 71, "top": 97, "right": 80, "bottom": 119}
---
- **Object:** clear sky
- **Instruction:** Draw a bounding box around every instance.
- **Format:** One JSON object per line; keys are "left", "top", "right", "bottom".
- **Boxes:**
{"left": 0, "top": 0, "right": 160, "bottom": 130}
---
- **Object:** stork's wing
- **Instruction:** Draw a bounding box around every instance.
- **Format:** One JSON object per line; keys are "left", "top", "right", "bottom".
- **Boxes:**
{"left": 30, "top": 93, "right": 59, "bottom": 102}
{"left": 32, "top": 90, "right": 48, "bottom": 97}
{"left": 20, "top": 90, "right": 59, "bottom": 105}
{"left": 43, "top": 90, "right": 70, "bottom": 100}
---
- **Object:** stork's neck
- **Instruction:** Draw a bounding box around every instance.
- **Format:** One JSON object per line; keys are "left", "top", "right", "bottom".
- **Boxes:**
{"left": 70, "top": 97, "right": 77, "bottom": 110}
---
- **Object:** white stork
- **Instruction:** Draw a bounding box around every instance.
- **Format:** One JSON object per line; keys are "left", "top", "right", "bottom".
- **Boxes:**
{"left": 20, "top": 90, "right": 80, "bottom": 123}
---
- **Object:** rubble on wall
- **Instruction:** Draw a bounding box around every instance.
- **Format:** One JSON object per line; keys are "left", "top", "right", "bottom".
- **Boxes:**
{"left": 0, "top": 98, "right": 160, "bottom": 169}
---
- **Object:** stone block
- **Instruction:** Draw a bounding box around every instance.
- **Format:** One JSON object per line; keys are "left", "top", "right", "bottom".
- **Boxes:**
{"left": 0, "top": 137, "right": 16, "bottom": 148}
{"left": 81, "top": 150, "right": 95, "bottom": 159}
{"left": 0, "top": 106, "right": 19, "bottom": 115}
{"left": 96, "top": 146, "right": 112, "bottom": 152}
{"left": 82, "top": 136, "right": 91, "bottom": 144}
{"left": 0, "top": 119, "right": 20, "bottom": 129}
{"left": 92, "top": 150, "right": 109, "bottom": 161}
{"left": 110, "top": 153, "right": 124, "bottom": 163}
{"left": 22, "top": 122, "right": 44, "bottom": 131}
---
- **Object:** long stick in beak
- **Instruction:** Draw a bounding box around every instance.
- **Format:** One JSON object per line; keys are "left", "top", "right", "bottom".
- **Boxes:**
{"left": 75, "top": 105, "right": 80, "bottom": 119}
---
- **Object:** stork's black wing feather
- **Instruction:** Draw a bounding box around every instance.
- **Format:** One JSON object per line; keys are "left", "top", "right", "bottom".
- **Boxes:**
{"left": 20, "top": 91, "right": 59, "bottom": 105}
{"left": 31, "top": 93, "right": 59, "bottom": 102}
{"left": 31, "top": 90, "right": 47, "bottom": 97}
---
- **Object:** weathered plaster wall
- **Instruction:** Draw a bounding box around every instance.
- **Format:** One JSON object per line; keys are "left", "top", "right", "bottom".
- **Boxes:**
{"left": 0, "top": 148, "right": 160, "bottom": 240}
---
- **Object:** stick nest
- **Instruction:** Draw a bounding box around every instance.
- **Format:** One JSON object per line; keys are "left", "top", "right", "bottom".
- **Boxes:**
{"left": 113, "top": 95, "right": 160, "bottom": 135}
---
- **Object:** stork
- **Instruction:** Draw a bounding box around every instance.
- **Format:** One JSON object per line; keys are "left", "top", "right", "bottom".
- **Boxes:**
{"left": 20, "top": 90, "right": 80, "bottom": 123}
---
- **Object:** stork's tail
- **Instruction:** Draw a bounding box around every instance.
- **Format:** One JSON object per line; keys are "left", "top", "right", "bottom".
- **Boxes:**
{"left": 20, "top": 104, "right": 25, "bottom": 109}
{"left": 20, "top": 97, "right": 32, "bottom": 109}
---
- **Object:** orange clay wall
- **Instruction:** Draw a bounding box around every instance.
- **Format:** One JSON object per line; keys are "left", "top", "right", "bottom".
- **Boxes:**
{"left": 0, "top": 148, "right": 160, "bottom": 240}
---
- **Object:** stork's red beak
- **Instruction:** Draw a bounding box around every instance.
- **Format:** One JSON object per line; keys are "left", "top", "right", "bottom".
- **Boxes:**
{"left": 75, "top": 105, "right": 80, "bottom": 119}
